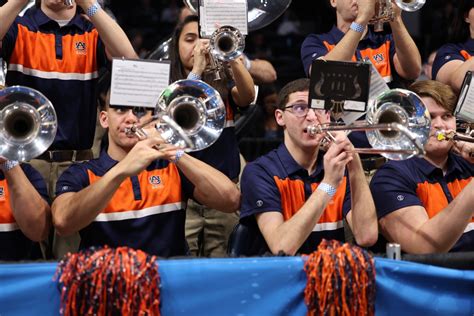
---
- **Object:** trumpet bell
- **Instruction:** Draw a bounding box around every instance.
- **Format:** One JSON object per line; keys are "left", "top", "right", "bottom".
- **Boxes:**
{"left": 366, "top": 89, "right": 430, "bottom": 160}
{"left": 156, "top": 79, "right": 226, "bottom": 152}
{"left": 395, "top": 0, "right": 425, "bottom": 12}
{"left": 0, "top": 86, "right": 57, "bottom": 162}
{"left": 210, "top": 26, "right": 245, "bottom": 62}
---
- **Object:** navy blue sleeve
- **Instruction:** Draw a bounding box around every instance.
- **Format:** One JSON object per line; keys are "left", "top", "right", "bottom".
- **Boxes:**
{"left": 20, "top": 163, "right": 49, "bottom": 202}
{"left": 432, "top": 43, "right": 465, "bottom": 80}
{"left": 369, "top": 162, "right": 423, "bottom": 219}
{"left": 0, "top": 18, "right": 19, "bottom": 61}
{"left": 342, "top": 171, "right": 351, "bottom": 217}
{"left": 240, "top": 161, "right": 282, "bottom": 220}
{"left": 301, "top": 34, "right": 329, "bottom": 77}
{"left": 55, "top": 163, "right": 90, "bottom": 196}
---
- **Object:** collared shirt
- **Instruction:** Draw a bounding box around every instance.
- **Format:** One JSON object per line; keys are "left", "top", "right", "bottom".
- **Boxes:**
{"left": 0, "top": 164, "right": 48, "bottom": 261}
{"left": 1, "top": 7, "right": 108, "bottom": 150}
{"left": 301, "top": 25, "right": 396, "bottom": 83}
{"left": 432, "top": 38, "right": 474, "bottom": 80}
{"left": 240, "top": 144, "right": 351, "bottom": 254}
{"left": 55, "top": 151, "right": 194, "bottom": 257}
{"left": 370, "top": 153, "right": 474, "bottom": 252}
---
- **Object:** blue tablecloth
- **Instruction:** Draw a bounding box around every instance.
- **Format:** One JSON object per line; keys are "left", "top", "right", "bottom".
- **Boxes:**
{"left": 0, "top": 257, "right": 473, "bottom": 315}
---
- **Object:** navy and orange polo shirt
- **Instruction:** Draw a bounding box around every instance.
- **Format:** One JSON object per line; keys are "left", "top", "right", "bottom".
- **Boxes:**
{"left": 301, "top": 25, "right": 396, "bottom": 83}
{"left": 0, "top": 7, "right": 108, "bottom": 150}
{"left": 432, "top": 38, "right": 474, "bottom": 80}
{"left": 191, "top": 93, "right": 240, "bottom": 180}
{"left": 370, "top": 153, "right": 474, "bottom": 252}
{"left": 55, "top": 151, "right": 195, "bottom": 257}
{"left": 0, "top": 164, "right": 48, "bottom": 261}
{"left": 240, "top": 144, "right": 352, "bottom": 254}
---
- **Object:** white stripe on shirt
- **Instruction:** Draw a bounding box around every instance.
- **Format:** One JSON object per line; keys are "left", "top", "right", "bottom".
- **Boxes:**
{"left": 94, "top": 202, "right": 184, "bottom": 222}
{"left": 312, "top": 220, "right": 344, "bottom": 232}
{"left": 8, "top": 64, "right": 99, "bottom": 81}
{"left": 0, "top": 223, "right": 19, "bottom": 232}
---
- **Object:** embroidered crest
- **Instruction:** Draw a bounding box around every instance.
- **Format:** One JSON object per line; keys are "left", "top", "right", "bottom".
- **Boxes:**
{"left": 373, "top": 53, "right": 385, "bottom": 63}
{"left": 149, "top": 175, "right": 162, "bottom": 187}
{"left": 0, "top": 186, "right": 4, "bottom": 198}
{"left": 75, "top": 41, "right": 87, "bottom": 55}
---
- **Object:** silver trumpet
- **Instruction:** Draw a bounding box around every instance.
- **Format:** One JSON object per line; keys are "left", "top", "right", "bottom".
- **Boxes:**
{"left": 125, "top": 79, "right": 226, "bottom": 152}
{"left": 370, "top": 0, "right": 425, "bottom": 32}
{"left": 305, "top": 89, "right": 431, "bottom": 160}
{"left": 435, "top": 130, "right": 474, "bottom": 143}
{"left": 64, "top": 0, "right": 74, "bottom": 7}
{"left": 0, "top": 86, "right": 57, "bottom": 162}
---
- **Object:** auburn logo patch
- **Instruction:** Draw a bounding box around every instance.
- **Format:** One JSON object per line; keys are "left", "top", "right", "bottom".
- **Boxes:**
{"left": 0, "top": 186, "right": 4, "bottom": 200}
{"left": 75, "top": 41, "right": 87, "bottom": 55}
{"left": 373, "top": 53, "right": 385, "bottom": 63}
{"left": 149, "top": 175, "right": 162, "bottom": 188}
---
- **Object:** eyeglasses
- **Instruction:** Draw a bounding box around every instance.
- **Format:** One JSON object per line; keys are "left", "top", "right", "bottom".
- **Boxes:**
{"left": 284, "top": 103, "right": 327, "bottom": 118}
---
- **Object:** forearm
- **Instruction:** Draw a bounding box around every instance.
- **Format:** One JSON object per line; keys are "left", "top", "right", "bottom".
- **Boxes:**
{"left": 346, "top": 156, "right": 378, "bottom": 247}
{"left": 52, "top": 166, "right": 126, "bottom": 236}
{"left": 390, "top": 17, "right": 422, "bottom": 79}
{"left": 261, "top": 191, "right": 331, "bottom": 255}
{"left": 230, "top": 59, "right": 255, "bottom": 107}
{"left": 248, "top": 59, "right": 277, "bottom": 84}
{"left": 176, "top": 154, "right": 240, "bottom": 212}
{"left": 5, "top": 166, "right": 51, "bottom": 241}
{"left": 323, "top": 30, "right": 364, "bottom": 62}
{"left": 446, "top": 59, "right": 474, "bottom": 92}
{"left": 88, "top": 7, "right": 137, "bottom": 58}
{"left": 0, "top": 0, "right": 28, "bottom": 40}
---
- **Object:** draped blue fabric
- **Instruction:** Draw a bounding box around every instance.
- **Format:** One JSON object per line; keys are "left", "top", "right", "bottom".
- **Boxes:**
{"left": 0, "top": 257, "right": 473, "bottom": 315}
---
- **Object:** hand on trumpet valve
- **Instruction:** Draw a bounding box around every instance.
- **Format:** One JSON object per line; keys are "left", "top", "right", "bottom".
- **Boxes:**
{"left": 322, "top": 133, "right": 355, "bottom": 187}
{"left": 452, "top": 139, "right": 474, "bottom": 162}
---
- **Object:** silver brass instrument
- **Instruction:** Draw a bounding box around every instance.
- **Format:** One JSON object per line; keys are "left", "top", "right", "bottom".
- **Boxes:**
{"left": 126, "top": 79, "right": 226, "bottom": 152}
{"left": 64, "top": 0, "right": 74, "bottom": 7}
{"left": 370, "top": 0, "right": 426, "bottom": 32}
{"left": 0, "top": 86, "right": 58, "bottom": 162}
{"left": 183, "top": 0, "right": 292, "bottom": 32}
{"left": 306, "top": 89, "right": 431, "bottom": 160}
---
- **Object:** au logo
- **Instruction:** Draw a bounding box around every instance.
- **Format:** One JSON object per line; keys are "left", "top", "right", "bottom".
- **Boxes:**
{"left": 0, "top": 186, "right": 4, "bottom": 199}
{"left": 149, "top": 175, "right": 162, "bottom": 188}
{"left": 373, "top": 53, "right": 385, "bottom": 63}
{"left": 75, "top": 41, "right": 86, "bottom": 55}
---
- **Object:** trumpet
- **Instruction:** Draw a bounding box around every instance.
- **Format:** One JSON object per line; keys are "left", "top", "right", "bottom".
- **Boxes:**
{"left": 370, "top": 0, "right": 426, "bottom": 32}
{"left": 204, "top": 26, "right": 245, "bottom": 81}
{"left": 435, "top": 130, "right": 474, "bottom": 143}
{"left": 0, "top": 86, "right": 57, "bottom": 162}
{"left": 304, "top": 89, "right": 431, "bottom": 160}
{"left": 125, "top": 79, "right": 226, "bottom": 152}
{"left": 64, "top": 0, "right": 74, "bottom": 7}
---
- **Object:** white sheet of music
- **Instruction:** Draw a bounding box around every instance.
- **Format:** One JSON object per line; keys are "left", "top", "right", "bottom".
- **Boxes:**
{"left": 457, "top": 81, "right": 474, "bottom": 122}
{"left": 199, "top": 0, "right": 248, "bottom": 37}
{"left": 342, "top": 64, "right": 389, "bottom": 124}
{"left": 110, "top": 59, "right": 170, "bottom": 109}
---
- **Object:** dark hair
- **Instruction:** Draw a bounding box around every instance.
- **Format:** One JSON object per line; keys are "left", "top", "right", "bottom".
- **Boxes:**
{"left": 451, "top": 0, "right": 474, "bottom": 42}
{"left": 409, "top": 80, "right": 457, "bottom": 114}
{"left": 170, "top": 15, "right": 199, "bottom": 82}
{"left": 277, "top": 78, "right": 310, "bottom": 110}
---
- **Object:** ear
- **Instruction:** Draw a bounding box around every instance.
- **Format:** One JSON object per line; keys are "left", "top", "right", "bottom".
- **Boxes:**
{"left": 275, "top": 109, "right": 285, "bottom": 127}
{"left": 99, "top": 110, "right": 109, "bottom": 129}
{"left": 329, "top": 0, "right": 337, "bottom": 9}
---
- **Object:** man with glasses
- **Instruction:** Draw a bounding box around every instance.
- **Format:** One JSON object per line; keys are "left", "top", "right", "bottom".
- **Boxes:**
{"left": 238, "top": 78, "right": 378, "bottom": 255}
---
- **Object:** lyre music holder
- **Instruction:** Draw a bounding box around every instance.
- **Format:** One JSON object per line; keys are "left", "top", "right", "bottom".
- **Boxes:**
{"left": 309, "top": 60, "right": 370, "bottom": 120}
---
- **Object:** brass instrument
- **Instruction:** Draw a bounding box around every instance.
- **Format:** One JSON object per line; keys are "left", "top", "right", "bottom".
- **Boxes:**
{"left": 370, "top": 0, "right": 426, "bottom": 32}
{"left": 0, "top": 86, "right": 58, "bottom": 162}
{"left": 126, "top": 79, "right": 226, "bottom": 152}
{"left": 64, "top": 0, "right": 74, "bottom": 7}
{"left": 435, "top": 130, "right": 474, "bottom": 143}
{"left": 305, "top": 89, "right": 431, "bottom": 160}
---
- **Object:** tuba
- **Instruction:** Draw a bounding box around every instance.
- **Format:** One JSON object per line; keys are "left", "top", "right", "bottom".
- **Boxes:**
{"left": 306, "top": 89, "right": 431, "bottom": 160}
{"left": 0, "top": 86, "right": 57, "bottom": 162}
{"left": 370, "top": 0, "right": 425, "bottom": 32}
{"left": 126, "top": 79, "right": 226, "bottom": 152}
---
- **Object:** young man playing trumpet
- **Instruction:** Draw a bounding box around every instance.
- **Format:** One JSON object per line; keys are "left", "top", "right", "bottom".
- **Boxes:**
{"left": 239, "top": 78, "right": 378, "bottom": 255}
{"left": 370, "top": 80, "right": 474, "bottom": 253}
{"left": 51, "top": 92, "right": 240, "bottom": 257}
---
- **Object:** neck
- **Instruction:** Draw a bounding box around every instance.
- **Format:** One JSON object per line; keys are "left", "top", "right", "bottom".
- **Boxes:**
{"left": 285, "top": 139, "right": 320, "bottom": 175}
{"left": 107, "top": 141, "right": 131, "bottom": 162}
{"left": 41, "top": 2, "right": 76, "bottom": 21}
{"left": 424, "top": 153, "right": 449, "bottom": 173}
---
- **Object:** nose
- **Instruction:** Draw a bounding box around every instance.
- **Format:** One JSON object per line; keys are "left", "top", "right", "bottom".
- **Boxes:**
{"left": 431, "top": 115, "right": 444, "bottom": 130}
{"left": 124, "top": 109, "right": 139, "bottom": 124}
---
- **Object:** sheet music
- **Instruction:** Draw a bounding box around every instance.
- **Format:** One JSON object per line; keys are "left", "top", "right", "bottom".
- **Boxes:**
{"left": 200, "top": 0, "right": 248, "bottom": 37}
{"left": 110, "top": 59, "right": 170, "bottom": 109}
{"left": 457, "top": 78, "right": 474, "bottom": 122}
{"left": 342, "top": 64, "right": 389, "bottom": 124}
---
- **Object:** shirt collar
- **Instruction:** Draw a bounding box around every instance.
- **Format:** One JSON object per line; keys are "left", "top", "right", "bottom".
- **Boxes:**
{"left": 464, "top": 38, "right": 474, "bottom": 52}
{"left": 33, "top": 7, "right": 87, "bottom": 30}
{"left": 416, "top": 152, "right": 465, "bottom": 177}
{"left": 276, "top": 143, "right": 324, "bottom": 178}
{"left": 99, "top": 150, "right": 120, "bottom": 171}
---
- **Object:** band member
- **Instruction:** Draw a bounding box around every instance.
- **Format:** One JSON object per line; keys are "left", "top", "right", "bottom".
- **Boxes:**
{"left": 239, "top": 78, "right": 378, "bottom": 255}
{"left": 301, "top": 0, "right": 421, "bottom": 87}
{"left": 370, "top": 80, "right": 474, "bottom": 253}
{"left": 51, "top": 91, "right": 240, "bottom": 257}
{"left": 170, "top": 15, "right": 255, "bottom": 257}
{"left": 0, "top": 158, "right": 50, "bottom": 260}
{"left": 432, "top": 0, "right": 474, "bottom": 92}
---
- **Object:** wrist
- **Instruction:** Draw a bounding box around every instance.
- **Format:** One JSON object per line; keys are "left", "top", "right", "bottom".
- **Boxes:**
{"left": 317, "top": 182, "right": 337, "bottom": 198}
{"left": 187, "top": 71, "right": 202, "bottom": 80}
{"left": 170, "top": 150, "right": 184, "bottom": 164}
{"left": 0, "top": 160, "right": 19, "bottom": 173}
{"left": 350, "top": 21, "right": 366, "bottom": 34}
{"left": 85, "top": 1, "right": 101, "bottom": 18}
